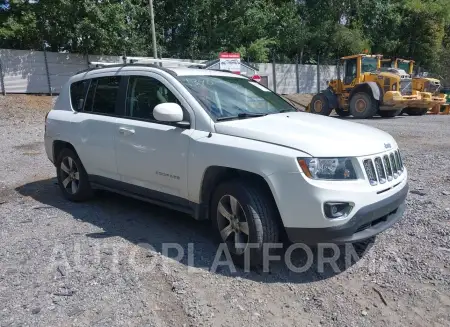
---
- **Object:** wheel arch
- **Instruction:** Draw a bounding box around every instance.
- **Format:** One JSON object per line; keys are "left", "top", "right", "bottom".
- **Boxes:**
{"left": 323, "top": 87, "right": 339, "bottom": 109}
{"left": 197, "top": 166, "right": 281, "bottom": 223}
{"left": 53, "top": 140, "right": 78, "bottom": 164}
{"left": 349, "top": 82, "right": 381, "bottom": 101}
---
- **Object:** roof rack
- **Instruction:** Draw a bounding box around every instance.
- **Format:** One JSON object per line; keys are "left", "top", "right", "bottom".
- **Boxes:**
{"left": 89, "top": 56, "right": 206, "bottom": 68}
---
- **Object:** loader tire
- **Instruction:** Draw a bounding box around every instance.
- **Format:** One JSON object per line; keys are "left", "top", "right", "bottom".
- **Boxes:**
{"left": 404, "top": 108, "right": 428, "bottom": 116}
{"left": 310, "top": 93, "right": 332, "bottom": 116}
{"left": 349, "top": 92, "right": 378, "bottom": 119}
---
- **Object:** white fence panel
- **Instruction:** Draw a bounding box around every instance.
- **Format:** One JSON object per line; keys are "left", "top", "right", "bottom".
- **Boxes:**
{"left": 0, "top": 48, "right": 336, "bottom": 95}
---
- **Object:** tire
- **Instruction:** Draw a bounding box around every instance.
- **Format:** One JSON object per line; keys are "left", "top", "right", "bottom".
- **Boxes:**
{"left": 56, "top": 148, "right": 93, "bottom": 202}
{"left": 210, "top": 180, "right": 280, "bottom": 268}
{"left": 349, "top": 92, "right": 378, "bottom": 119}
{"left": 404, "top": 108, "right": 428, "bottom": 116}
{"left": 378, "top": 109, "right": 402, "bottom": 118}
{"left": 310, "top": 93, "right": 333, "bottom": 116}
{"left": 334, "top": 108, "right": 351, "bottom": 117}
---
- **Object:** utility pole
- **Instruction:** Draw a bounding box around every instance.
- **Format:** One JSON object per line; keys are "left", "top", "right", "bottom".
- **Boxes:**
{"left": 148, "top": 0, "right": 158, "bottom": 60}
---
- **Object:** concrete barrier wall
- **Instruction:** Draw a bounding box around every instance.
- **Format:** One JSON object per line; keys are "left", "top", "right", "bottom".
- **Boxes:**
{"left": 0, "top": 49, "right": 336, "bottom": 95}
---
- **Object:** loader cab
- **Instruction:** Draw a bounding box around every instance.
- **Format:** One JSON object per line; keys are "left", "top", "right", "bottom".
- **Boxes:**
{"left": 380, "top": 59, "right": 393, "bottom": 68}
{"left": 341, "top": 54, "right": 381, "bottom": 87}
{"left": 395, "top": 59, "right": 414, "bottom": 75}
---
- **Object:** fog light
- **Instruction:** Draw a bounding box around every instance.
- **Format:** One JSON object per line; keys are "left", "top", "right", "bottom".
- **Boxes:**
{"left": 324, "top": 202, "right": 353, "bottom": 219}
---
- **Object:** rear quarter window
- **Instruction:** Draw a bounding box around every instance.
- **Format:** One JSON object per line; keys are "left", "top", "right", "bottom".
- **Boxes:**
{"left": 70, "top": 80, "right": 90, "bottom": 111}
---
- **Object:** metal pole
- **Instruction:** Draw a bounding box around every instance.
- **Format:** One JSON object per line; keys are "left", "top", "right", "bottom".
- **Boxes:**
{"left": 148, "top": 0, "right": 158, "bottom": 60}
{"left": 295, "top": 53, "right": 299, "bottom": 94}
{"left": 317, "top": 54, "right": 320, "bottom": 94}
{"left": 43, "top": 45, "right": 52, "bottom": 96}
{"left": 272, "top": 52, "right": 277, "bottom": 93}
{"left": 0, "top": 59, "right": 5, "bottom": 96}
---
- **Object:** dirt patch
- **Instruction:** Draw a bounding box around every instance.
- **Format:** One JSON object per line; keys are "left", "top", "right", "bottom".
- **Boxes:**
{"left": 0, "top": 95, "right": 55, "bottom": 122}
{"left": 283, "top": 93, "right": 313, "bottom": 110}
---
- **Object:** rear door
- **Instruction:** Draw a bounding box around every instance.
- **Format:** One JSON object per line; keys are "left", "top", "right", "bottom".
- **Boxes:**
{"left": 70, "top": 76, "right": 123, "bottom": 181}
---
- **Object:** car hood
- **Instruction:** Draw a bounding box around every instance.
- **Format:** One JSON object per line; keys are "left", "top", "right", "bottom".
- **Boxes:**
{"left": 214, "top": 112, "right": 397, "bottom": 157}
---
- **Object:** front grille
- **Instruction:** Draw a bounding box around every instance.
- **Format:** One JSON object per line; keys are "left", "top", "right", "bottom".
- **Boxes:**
{"left": 400, "top": 79, "right": 412, "bottom": 95}
{"left": 363, "top": 150, "right": 404, "bottom": 186}
{"left": 424, "top": 81, "right": 441, "bottom": 94}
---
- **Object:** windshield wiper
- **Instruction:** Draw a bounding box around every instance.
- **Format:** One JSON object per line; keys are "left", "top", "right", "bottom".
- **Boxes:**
{"left": 216, "top": 113, "right": 268, "bottom": 121}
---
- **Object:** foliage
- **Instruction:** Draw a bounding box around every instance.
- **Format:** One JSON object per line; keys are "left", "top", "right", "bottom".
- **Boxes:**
{"left": 0, "top": 0, "right": 450, "bottom": 76}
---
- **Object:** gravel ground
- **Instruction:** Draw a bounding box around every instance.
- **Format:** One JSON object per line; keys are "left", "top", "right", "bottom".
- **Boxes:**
{"left": 0, "top": 95, "right": 449, "bottom": 327}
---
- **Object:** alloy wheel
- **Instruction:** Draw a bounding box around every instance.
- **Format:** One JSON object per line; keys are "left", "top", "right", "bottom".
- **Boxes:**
{"left": 60, "top": 156, "right": 80, "bottom": 195}
{"left": 216, "top": 195, "right": 249, "bottom": 255}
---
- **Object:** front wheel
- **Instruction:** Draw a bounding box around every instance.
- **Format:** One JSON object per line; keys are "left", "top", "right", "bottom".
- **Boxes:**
{"left": 379, "top": 109, "right": 402, "bottom": 118}
{"left": 349, "top": 92, "right": 378, "bottom": 119}
{"left": 211, "top": 180, "right": 280, "bottom": 268}
{"left": 310, "top": 93, "right": 332, "bottom": 116}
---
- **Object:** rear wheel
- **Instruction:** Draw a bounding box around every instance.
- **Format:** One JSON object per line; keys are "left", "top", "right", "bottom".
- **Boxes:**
{"left": 349, "top": 92, "right": 378, "bottom": 119}
{"left": 379, "top": 109, "right": 402, "bottom": 118}
{"left": 335, "top": 108, "right": 351, "bottom": 117}
{"left": 211, "top": 180, "right": 280, "bottom": 268}
{"left": 310, "top": 93, "right": 332, "bottom": 116}
{"left": 56, "top": 148, "right": 92, "bottom": 202}
{"left": 404, "top": 108, "right": 428, "bottom": 116}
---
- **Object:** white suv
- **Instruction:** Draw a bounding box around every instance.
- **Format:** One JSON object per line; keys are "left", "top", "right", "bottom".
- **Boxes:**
{"left": 45, "top": 63, "right": 408, "bottom": 266}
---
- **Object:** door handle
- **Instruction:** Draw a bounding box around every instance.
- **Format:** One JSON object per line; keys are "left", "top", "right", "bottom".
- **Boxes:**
{"left": 119, "top": 127, "right": 135, "bottom": 135}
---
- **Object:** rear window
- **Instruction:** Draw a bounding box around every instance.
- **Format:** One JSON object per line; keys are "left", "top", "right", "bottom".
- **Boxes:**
{"left": 84, "top": 76, "right": 121, "bottom": 115}
{"left": 70, "top": 80, "right": 90, "bottom": 111}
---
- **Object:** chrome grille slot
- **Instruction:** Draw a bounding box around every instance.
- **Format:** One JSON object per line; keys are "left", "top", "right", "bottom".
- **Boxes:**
{"left": 397, "top": 150, "right": 403, "bottom": 169}
{"left": 383, "top": 155, "right": 393, "bottom": 181}
{"left": 394, "top": 151, "right": 402, "bottom": 173}
{"left": 390, "top": 153, "right": 398, "bottom": 178}
{"left": 374, "top": 157, "right": 386, "bottom": 184}
{"left": 363, "top": 159, "right": 378, "bottom": 186}
{"left": 400, "top": 79, "right": 412, "bottom": 95}
{"left": 364, "top": 150, "right": 405, "bottom": 186}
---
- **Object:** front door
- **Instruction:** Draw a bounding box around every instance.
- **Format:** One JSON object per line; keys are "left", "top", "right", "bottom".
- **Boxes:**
{"left": 114, "top": 74, "right": 193, "bottom": 203}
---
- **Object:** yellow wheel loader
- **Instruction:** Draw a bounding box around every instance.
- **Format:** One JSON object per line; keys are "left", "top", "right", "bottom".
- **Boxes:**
{"left": 308, "top": 54, "right": 429, "bottom": 119}
{"left": 380, "top": 58, "right": 446, "bottom": 115}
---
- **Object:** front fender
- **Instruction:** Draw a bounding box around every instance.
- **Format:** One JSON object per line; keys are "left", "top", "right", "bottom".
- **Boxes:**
{"left": 350, "top": 82, "right": 381, "bottom": 101}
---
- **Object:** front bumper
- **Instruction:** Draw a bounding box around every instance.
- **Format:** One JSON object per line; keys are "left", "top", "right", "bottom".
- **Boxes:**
{"left": 383, "top": 91, "right": 446, "bottom": 109}
{"left": 285, "top": 182, "right": 408, "bottom": 244}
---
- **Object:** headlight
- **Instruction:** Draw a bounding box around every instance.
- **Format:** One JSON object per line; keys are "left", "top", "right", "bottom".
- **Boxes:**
{"left": 297, "top": 158, "right": 357, "bottom": 180}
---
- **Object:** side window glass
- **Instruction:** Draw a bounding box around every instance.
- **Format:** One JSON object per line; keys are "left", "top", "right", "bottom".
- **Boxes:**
{"left": 70, "top": 80, "right": 90, "bottom": 111}
{"left": 84, "top": 76, "right": 121, "bottom": 114}
{"left": 126, "top": 76, "right": 181, "bottom": 120}
{"left": 344, "top": 59, "right": 357, "bottom": 84}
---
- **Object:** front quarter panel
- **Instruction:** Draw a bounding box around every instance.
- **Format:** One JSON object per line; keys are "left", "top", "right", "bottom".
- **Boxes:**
{"left": 187, "top": 131, "right": 307, "bottom": 203}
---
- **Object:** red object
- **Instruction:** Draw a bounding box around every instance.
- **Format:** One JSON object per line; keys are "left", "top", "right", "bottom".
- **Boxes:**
{"left": 251, "top": 74, "right": 261, "bottom": 83}
{"left": 219, "top": 52, "right": 240, "bottom": 59}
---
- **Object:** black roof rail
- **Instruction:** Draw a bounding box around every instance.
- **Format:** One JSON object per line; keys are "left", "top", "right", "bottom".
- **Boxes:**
{"left": 76, "top": 62, "right": 178, "bottom": 76}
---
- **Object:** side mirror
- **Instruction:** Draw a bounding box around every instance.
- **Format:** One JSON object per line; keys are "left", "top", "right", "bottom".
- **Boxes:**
{"left": 153, "top": 103, "right": 183, "bottom": 123}
{"left": 77, "top": 98, "right": 84, "bottom": 111}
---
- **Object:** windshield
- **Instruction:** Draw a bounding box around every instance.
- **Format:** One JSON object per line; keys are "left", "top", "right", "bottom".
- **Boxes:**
{"left": 178, "top": 75, "right": 295, "bottom": 120}
{"left": 362, "top": 57, "right": 378, "bottom": 73}
{"left": 398, "top": 62, "right": 410, "bottom": 72}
